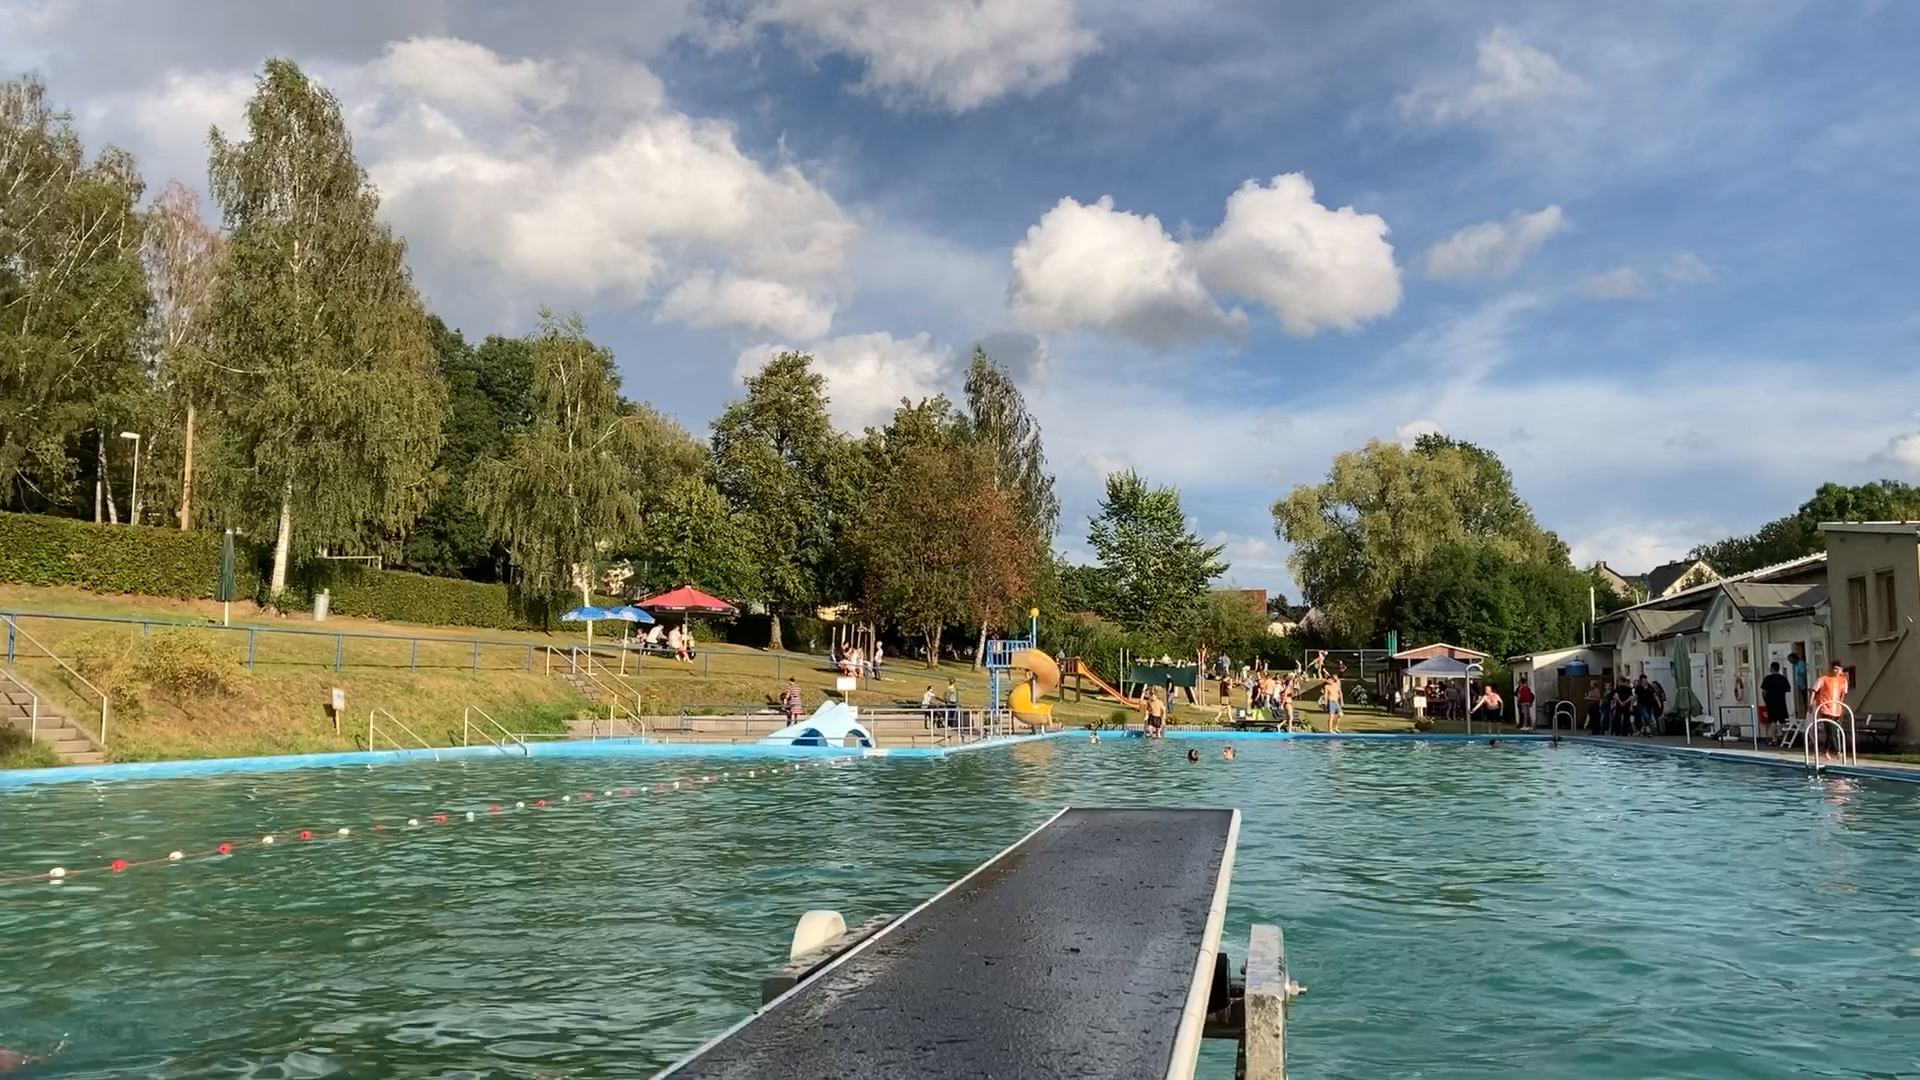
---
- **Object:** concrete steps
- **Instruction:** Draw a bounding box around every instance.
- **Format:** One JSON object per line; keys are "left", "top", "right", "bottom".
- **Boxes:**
{"left": 1, "top": 673, "right": 106, "bottom": 766}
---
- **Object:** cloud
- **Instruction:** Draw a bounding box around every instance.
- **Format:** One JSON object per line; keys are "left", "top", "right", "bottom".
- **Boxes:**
{"left": 1191, "top": 174, "right": 1401, "bottom": 336}
{"left": 339, "top": 38, "right": 855, "bottom": 330}
{"left": 1424, "top": 205, "right": 1566, "bottom": 281}
{"left": 1875, "top": 431, "right": 1920, "bottom": 473}
{"left": 745, "top": 0, "right": 1097, "bottom": 112}
{"left": 1394, "top": 418, "right": 1446, "bottom": 446}
{"left": 972, "top": 330, "right": 1050, "bottom": 383}
{"left": 1578, "top": 266, "right": 1650, "bottom": 299}
{"left": 735, "top": 331, "right": 956, "bottom": 432}
{"left": 1008, "top": 175, "right": 1400, "bottom": 347}
{"left": 1661, "top": 250, "right": 1716, "bottom": 283}
{"left": 656, "top": 273, "right": 836, "bottom": 339}
{"left": 1564, "top": 525, "right": 1703, "bottom": 576}
{"left": 1400, "top": 26, "right": 1586, "bottom": 124}
{"left": 1008, "top": 195, "right": 1242, "bottom": 348}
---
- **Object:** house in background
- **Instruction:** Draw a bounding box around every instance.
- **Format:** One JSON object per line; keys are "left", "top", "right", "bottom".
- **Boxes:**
{"left": 1821, "top": 522, "right": 1920, "bottom": 747}
{"left": 1639, "top": 558, "right": 1719, "bottom": 599}
{"left": 1589, "top": 561, "right": 1645, "bottom": 603}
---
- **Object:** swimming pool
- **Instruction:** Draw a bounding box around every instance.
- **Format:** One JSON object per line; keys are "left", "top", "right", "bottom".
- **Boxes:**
{"left": 2, "top": 738, "right": 1915, "bottom": 1077}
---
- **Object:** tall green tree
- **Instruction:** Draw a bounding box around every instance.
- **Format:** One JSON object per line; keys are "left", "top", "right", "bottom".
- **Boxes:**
{"left": 1391, "top": 543, "right": 1593, "bottom": 661}
{"left": 401, "top": 322, "right": 531, "bottom": 579}
{"left": 469, "top": 310, "right": 644, "bottom": 604}
{"left": 0, "top": 76, "right": 150, "bottom": 513}
{"left": 203, "top": 59, "right": 445, "bottom": 599}
{"left": 1087, "top": 470, "right": 1226, "bottom": 636}
{"left": 638, "top": 475, "right": 759, "bottom": 600}
{"left": 1273, "top": 438, "right": 1563, "bottom": 640}
{"left": 960, "top": 347, "right": 1055, "bottom": 666}
{"left": 139, "top": 179, "right": 224, "bottom": 530}
{"left": 1690, "top": 479, "right": 1920, "bottom": 575}
{"left": 710, "top": 351, "right": 849, "bottom": 649}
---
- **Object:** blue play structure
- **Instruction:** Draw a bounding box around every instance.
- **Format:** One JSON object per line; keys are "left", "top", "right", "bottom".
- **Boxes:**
{"left": 759, "top": 701, "right": 874, "bottom": 748}
{"left": 983, "top": 609, "right": 1042, "bottom": 724}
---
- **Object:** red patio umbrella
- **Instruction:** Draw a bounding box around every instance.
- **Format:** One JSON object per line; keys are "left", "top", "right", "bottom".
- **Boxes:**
{"left": 634, "top": 585, "right": 739, "bottom": 616}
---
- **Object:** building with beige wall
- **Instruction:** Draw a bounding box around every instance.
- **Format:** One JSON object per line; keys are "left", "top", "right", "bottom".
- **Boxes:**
{"left": 1820, "top": 522, "right": 1919, "bottom": 747}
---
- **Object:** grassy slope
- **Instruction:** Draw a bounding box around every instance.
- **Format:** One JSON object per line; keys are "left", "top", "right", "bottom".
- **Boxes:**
{"left": 2, "top": 583, "right": 1201, "bottom": 765}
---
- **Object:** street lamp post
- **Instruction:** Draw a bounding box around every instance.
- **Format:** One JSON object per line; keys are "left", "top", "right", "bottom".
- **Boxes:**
{"left": 118, "top": 431, "right": 141, "bottom": 525}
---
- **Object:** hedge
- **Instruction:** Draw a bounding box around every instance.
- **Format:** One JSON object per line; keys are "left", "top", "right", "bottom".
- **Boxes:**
{"left": 0, "top": 510, "right": 615, "bottom": 633}
{"left": 0, "top": 511, "right": 260, "bottom": 599}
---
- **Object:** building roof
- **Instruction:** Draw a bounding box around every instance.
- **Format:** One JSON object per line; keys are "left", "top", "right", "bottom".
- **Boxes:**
{"left": 1391, "top": 642, "right": 1489, "bottom": 661}
{"left": 1721, "top": 582, "right": 1828, "bottom": 622}
{"left": 1643, "top": 558, "right": 1715, "bottom": 598}
{"left": 1627, "top": 607, "right": 1708, "bottom": 642}
{"left": 1598, "top": 553, "right": 1828, "bottom": 625}
{"left": 1818, "top": 521, "right": 1920, "bottom": 536}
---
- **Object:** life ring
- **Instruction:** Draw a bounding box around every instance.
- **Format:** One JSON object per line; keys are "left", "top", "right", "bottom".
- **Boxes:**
{"left": 1733, "top": 673, "right": 1746, "bottom": 702}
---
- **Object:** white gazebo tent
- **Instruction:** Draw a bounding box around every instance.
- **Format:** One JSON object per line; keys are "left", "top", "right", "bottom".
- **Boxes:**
{"left": 1403, "top": 655, "right": 1488, "bottom": 732}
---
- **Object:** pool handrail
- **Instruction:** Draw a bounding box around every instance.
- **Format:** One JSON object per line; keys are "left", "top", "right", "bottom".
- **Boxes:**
{"left": 367, "top": 707, "right": 435, "bottom": 757}
{"left": 0, "top": 667, "right": 42, "bottom": 744}
{"left": 462, "top": 705, "right": 528, "bottom": 756}
{"left": 1806, "top": 702, "right": 1857, "bottom": 769}
{"left": 1, "top": 614, "right": 109, "bottom": 747}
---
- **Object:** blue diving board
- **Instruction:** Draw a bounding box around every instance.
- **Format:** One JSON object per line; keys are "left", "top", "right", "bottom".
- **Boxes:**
{"left": 659, "top": 806, "right": 1243, "bottom": 1079}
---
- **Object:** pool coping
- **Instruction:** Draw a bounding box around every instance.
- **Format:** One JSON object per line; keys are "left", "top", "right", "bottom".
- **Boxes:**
{"left": 0, "top": 730, "right": 1081, "bottom": 788}
{"left": 9, "top": 727, "right": 1913, "bottom": 788}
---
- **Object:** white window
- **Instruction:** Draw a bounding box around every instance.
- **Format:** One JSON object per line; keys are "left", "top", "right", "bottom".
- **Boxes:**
{"left": 1712, "top": 648, "right": 1725, "bottom": 670}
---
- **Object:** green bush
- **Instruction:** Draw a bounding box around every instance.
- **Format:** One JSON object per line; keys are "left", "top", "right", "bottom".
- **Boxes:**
{"left": 62, "top": 627, "right": 146, "bottom": 719}
{"left": 134, "top": 630, "right": 239, "bottom": 697}
{"left": 0, "top": 511, "right": 260, "bottom": 599}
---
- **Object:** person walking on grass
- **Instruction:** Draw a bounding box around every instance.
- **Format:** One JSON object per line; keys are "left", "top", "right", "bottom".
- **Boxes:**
{"left": 781, "top": 677, "right": 803, "bottom": 723}
{"left": 1321, "top": 672, "right": 1343, "bottom": 733}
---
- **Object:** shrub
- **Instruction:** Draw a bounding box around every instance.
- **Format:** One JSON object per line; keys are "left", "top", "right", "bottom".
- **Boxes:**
{"left": 62, "top": 627, "right": 145, "bottom": 719}
{"left": 0, "top": 511, "right": 260, "bottom": 599}
{"left": 133, "top": 630, "right": 239, "bottom": 697}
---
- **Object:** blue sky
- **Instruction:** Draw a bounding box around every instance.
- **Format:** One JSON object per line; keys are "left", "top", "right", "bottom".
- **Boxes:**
{"left": 6, "top": 0, "right": 1919, "bottom": 597}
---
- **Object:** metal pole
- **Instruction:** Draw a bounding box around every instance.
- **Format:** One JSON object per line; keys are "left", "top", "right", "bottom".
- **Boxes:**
{"left": 410, "top": 639, "right": 418, "bottom": 669}
{"left": 526, "top": 644, "right": 533, "bottom": 672}
{"left": 247, "top": 629, "right": 256, "bottom": 671}
{"left": 6, "top": 622, "right": 12, "bottom": 664}
{"left": 471, "top": 639, "right": 479, "bottom": 672}
{"left": 335, "top": 635, "right": 343, "bottom": 671}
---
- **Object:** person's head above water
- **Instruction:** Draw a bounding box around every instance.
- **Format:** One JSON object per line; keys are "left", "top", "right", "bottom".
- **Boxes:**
{"left": 1186, "top": 748, "right": 1200, "bottom": 762}
{"left": 1222, "top": 745, "right": 1236, "bottom": 759}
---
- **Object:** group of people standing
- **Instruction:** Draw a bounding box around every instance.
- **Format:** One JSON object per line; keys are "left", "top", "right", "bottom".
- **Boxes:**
{"left": 1583, "top": 675, "right": 1668, "bottom": 736}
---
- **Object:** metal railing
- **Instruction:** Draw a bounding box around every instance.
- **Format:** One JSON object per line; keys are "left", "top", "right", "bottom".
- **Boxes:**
{"left": 1, "top": 668, "right": 41, "bottom": 744}
{"left": 1807, "top": 703, "right": 1858, "bottom": 770}
{"left": 368, "top": 707, "right": 437, "bottom": 758}
{"left": 2, "top": 614, "right": 109, "bottom": 747}
{"left": 462, "top": 705, "right": 528, "bottom": 755}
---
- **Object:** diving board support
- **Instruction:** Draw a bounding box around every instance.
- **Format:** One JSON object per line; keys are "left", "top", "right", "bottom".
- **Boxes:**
{"left": 1244, "top": 923, "right": 1288, "bottom": 1079}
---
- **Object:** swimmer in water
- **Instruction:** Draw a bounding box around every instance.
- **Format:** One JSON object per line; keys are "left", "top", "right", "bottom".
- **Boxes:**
{"left": 1222, "top": 745, "right": 1236, "bottom": 760}
{"left": 1088, "top": 730, "right": 1100, "bottom": 744}
{"left": 1186, "top": 748, "right": 1200, "bottom": 763}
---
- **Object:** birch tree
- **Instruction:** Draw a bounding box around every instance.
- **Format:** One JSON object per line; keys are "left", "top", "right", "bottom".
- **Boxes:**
{"left": 0, "top": 76, "right": 149, "bottom": 511}
{"left": 468, "top": 310, "right": 645, "bottom": 606}
{"left": 140, "top": 180, "right": 223, "bottom": 529}
{"left": 203, "top": 59, "right": 444, "bottom": 600}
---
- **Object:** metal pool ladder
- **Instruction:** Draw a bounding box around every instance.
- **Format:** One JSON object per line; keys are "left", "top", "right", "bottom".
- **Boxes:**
{"left": 463, "top": 705, "right": 529, "bottom": 756}
{"left": 367, "top": 707, "right": 439, "bottom": 760}
{"left": 1805, "top": 703, "right": 1857, "bottom": 771}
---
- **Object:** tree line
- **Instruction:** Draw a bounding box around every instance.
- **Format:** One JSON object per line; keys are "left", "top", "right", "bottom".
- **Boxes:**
{"left": 2, "top": 59, "right": 1256, "bottom": 667}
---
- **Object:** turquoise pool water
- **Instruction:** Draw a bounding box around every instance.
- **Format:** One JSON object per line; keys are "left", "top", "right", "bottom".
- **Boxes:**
{"left": 1, "top": 739, "right": 1916, "bottom": 1077}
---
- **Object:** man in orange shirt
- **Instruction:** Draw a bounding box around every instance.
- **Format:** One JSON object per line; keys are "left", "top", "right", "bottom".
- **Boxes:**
{"left": 1812, "top": 661, "right": 1849, "bottom": 719}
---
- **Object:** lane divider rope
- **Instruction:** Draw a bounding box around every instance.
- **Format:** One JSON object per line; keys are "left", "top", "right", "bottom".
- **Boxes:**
{"left": 2, "top": 755, "right": 868, "bottom": 887}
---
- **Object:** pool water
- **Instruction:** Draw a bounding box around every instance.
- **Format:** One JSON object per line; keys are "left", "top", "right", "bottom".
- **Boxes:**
{"left": 2, "top": 739, "right": 1917, "bottom": 1078}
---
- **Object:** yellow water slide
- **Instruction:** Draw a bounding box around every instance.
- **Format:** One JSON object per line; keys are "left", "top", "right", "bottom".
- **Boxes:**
{"left": 1008, "top": 648, "right": 1059, "bottom": 729}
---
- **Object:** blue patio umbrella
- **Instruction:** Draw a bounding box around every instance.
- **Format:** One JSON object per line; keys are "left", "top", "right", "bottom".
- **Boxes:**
{"left": 561, "top": 605, "right": 614, "bottom": 669}
{"left": 605, "top": 605, "right": 656, "bottom": 625}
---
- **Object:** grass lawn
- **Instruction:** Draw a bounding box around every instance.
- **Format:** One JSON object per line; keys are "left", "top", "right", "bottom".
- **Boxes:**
{"left": 0, "top": 583, "right": 1138, "bottom": 764}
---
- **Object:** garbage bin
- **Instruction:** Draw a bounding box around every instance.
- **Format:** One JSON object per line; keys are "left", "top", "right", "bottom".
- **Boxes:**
{"left": 314, "top": 589, "right": 330, "bottom": 622}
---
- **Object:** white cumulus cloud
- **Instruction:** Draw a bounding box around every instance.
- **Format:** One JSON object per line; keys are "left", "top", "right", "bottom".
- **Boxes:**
{"left": 1425, "top": 205, "right": 1565, "bottom": 281}
{"left": 339, "top": 38, "right": 855, "bottom": 330}
{"left": 1876, "top": 431, "right": 1920, "bottom": 473}
{"left": 1400, "top": 26, "right": 1586, "bottom": 124}
{"left": 1192, "top": 174, "right": 1401, "bottom": 336}
{"left": 1579, "top": 266, "right": 1650, "bottom": 300}
{"left": 1008, "top": 175, "right": 1400, "bottom": 347}
{"left": 745, "top": 0, "right": 1096, "bottom": 112}
{"left": 735, "top": 331, "right": 955, "bottom": 432}
{"left": 657, "top": 273, "right": 836, "bottom": 339}
{"left": 1008, "top": 195, "right": 1242, "bottom": 348}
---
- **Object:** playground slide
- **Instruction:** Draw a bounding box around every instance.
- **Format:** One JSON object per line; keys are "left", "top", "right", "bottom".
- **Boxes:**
{"left": 1008, "top": 648, "right": 1059, "bottom": 729}
{"left": 1073, "top": 659, "right": 1142, "bottom": 707}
